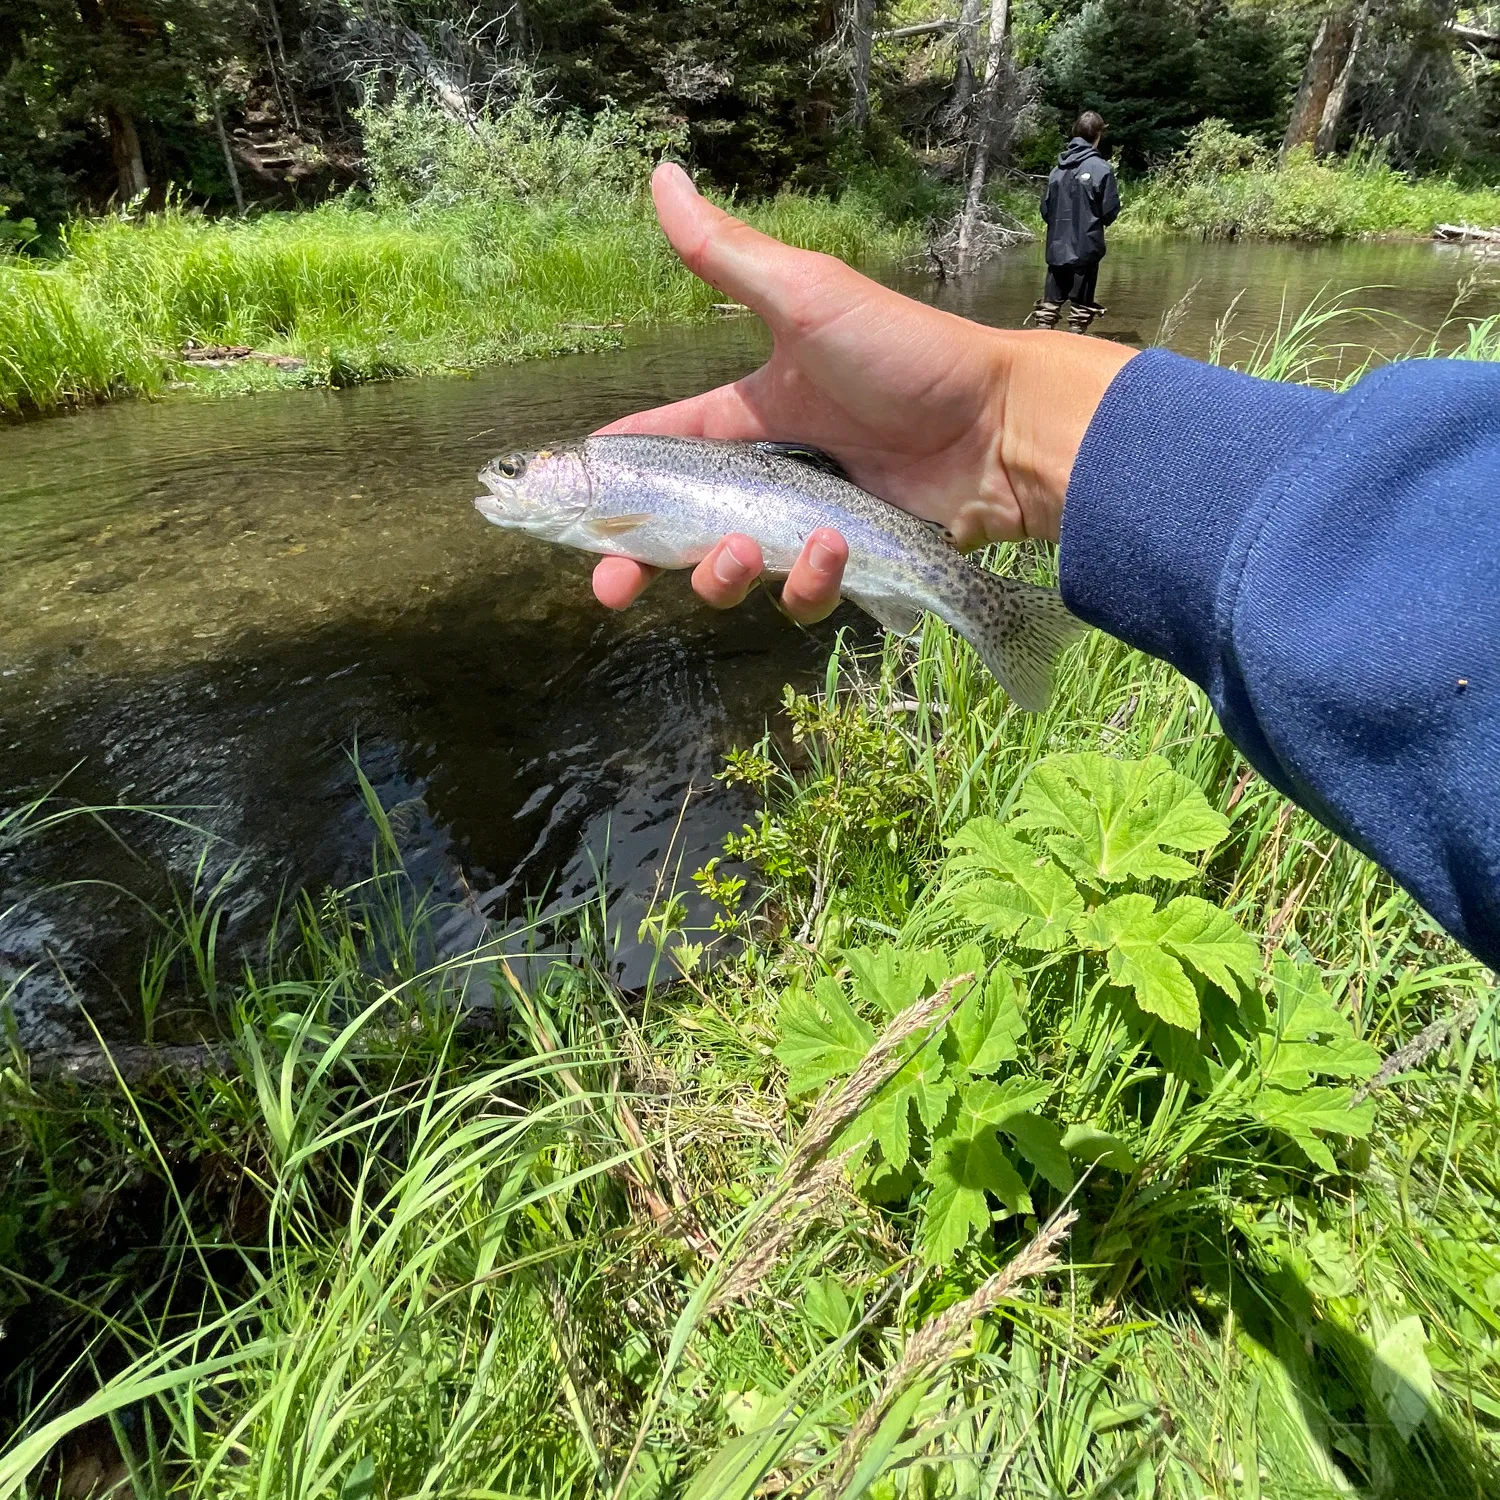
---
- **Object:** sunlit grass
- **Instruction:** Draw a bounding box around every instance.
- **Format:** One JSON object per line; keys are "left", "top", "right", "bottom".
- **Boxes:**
{"left": 2, "top": 315, "right": 1498, "bottom": 1498}
{"left": 1122, "top": 148, "right": 1500, "bottom": 242}
{"left": 0, "top": 194, "right": 915, "bottom": 416}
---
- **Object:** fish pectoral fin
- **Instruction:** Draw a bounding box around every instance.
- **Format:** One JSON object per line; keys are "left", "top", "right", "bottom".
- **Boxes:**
{"left": 845, "top": 587, "right": 925, "bottom": 637}
{"left": 590, "top": 513, "right": 654, "bottom": 537}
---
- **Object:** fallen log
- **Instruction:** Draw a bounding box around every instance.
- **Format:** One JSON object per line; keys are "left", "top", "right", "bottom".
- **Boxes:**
{"left": 1448, "top": 22, "right": 1500, "bottom": 50}
{"left": 1433, "top": 222, "right": 1500, "bottom": 243}
{"left": 32, "top": 1041, "right": 233, "bottom": 1086}
{"left": 874, "top": 17, "right": 960, "bottom": 40}
{"left": 26, "top": 1009, "right": 505, "bottom": 1087}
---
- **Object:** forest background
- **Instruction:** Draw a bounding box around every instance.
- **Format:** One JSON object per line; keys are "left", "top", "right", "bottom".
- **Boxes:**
{"left": 3, "top": 0, "right": 1500, "bottom": 239}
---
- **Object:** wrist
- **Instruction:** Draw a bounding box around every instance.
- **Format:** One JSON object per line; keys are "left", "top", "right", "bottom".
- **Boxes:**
{"left": 990, "top": 329, "right": 1138, "bottom": 544}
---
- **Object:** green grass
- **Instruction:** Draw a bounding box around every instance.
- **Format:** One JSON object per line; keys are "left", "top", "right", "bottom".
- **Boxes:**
{"left": 2, "top": 319, "right": 1499, "bottom": 1499}
{"left": 987, "top": 131, "right": 1500, "bottom": 244}
{"left": 1119, "top": 142, "right": 1500, "bottom": 243}
{"left": 0, "top": 193, "right": 913, "bottom": 416}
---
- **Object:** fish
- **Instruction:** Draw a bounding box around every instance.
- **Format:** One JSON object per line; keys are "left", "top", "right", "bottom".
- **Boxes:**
{"left": 474, "top": 435, "right": 1085, "bottom": 711}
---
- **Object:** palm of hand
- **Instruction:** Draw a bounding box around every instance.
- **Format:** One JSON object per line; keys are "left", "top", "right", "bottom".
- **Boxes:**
{"left": 598, "top": 173, "right": 1026, "bottom": 551}
{"left": 722, "top": 289, "right": 1021, "bottom": 550}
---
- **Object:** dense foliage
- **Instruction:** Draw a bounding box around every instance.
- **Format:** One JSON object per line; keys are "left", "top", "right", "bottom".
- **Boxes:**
{"left": 2, "top": 0, "right": 1497, "bottom": 230}
{"left": 1031, "top": 0, "right": 1298, "bottom": 169}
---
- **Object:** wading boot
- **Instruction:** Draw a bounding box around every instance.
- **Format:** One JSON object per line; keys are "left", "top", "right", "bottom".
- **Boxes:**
{"left": 1030, "top": 299, "right": 1062, "bottom": 330}
{"left": 1066, "top": 302, "right": 1107, "bottom": 335}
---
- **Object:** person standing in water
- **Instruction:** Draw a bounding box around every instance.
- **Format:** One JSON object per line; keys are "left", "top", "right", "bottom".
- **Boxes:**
{"left": 1035, "top": 112, "right": 1119, "bottom": 335}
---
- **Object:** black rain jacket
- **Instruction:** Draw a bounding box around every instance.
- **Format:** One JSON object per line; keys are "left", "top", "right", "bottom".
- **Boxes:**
{"left": 1040, "top": 137, "right": 1120, "bottom": 267}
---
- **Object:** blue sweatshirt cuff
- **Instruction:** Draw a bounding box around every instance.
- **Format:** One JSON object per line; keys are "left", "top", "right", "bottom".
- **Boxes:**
{"left": 1059, "top": 349, "right": 1336, "bottom": 689}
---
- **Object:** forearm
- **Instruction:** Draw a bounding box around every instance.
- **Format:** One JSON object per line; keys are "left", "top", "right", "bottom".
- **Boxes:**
{"left": 1057, "top": 349, "right": 1500, "bottom": 970}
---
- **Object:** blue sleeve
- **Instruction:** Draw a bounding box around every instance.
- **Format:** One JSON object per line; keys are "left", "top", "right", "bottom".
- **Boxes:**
{"left": 1059, "top": 349, "right": 1500, "bottom": 971}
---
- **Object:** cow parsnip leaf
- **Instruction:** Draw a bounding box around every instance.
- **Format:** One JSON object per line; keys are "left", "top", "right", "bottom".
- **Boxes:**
{"left": 1002, "top": 1111, "right": 1074, "bottom": 1191}
{"left": 837, "top": 1025, "right": 955, "bottom": 1171}
{"left": 1074, "top": 894, "right": 1200, "bottom": 1032}
{"left": 951, "top": 965, "right": 1027, "bottom": 1074}
{"left": 944, "top": 818, "right": 1039, "bottom": 875}
{"left": 1012, "top": 753, "right": 1230, "bottom": 885}
{"left": 1253, "top": 1083, "right": 1375, "bottom": 1172}
{"left": 776, "top": 975, "right": 874, "bottom": 1095}
{"left": 962, "top": 1075, "right": 1053, "bottom": 1126}
{"left": 842, "top": 1073, "right": 920, "bottom": 1172}
{"left": 921, "top": 1126, "right": 1030, "bottom": 1263}
{"left": 949, "top": 871, "right": 1083, "bottom": 952}
{"left": 1061, "top": 1123, "right": 1137, "bottom": 1173}
{"left": 1155, "top": 896, "right": 1260, "bottom": 997}
{"left": 845, "top": 944, "right": 955, "bottom": 1017}
{"left": 941, "top": 820, "right": 1083, "bottom": 950}
{"left": 1270, "top": 954, "right": 1351, "bottom": 1041}
{"left": 1373, "top": 1317, "right": 1437, "bottom": 1442}
{"left": 1264, "top": 954, "right": 1380, "bottom": 1088}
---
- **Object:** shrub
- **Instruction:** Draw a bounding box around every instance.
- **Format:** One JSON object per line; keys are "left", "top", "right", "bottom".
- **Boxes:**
{"left": 357, "top": 89, "right": 685, "bottom": 213}
{"left": 1166, "top": 118, "right": 1270, "bottom": 182}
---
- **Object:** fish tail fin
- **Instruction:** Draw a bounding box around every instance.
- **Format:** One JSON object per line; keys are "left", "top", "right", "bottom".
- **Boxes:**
{"left": 955, "top": 571, "right": 1088, "bottom": 712}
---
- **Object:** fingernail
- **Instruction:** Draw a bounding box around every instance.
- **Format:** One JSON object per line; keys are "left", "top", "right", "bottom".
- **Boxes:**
{"left": 713, "top": 543, "right": 751, "bottom": 585}
{"left": 808, "top": 540, "right": 839, "bottom": 574}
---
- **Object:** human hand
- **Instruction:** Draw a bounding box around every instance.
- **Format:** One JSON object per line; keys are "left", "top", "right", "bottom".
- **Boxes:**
{"left": 591, "top": 163, "right": 1135, "bottom": 618}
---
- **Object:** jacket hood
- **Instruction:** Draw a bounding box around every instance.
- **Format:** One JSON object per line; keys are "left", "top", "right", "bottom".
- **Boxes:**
{"left": 1057, "top": 136, "right": 1102, "bottom": 168}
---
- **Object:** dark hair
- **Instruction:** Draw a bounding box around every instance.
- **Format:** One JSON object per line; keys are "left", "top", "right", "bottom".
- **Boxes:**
{"left": 1072, "top": 111, "right": 1106, "bottom": 143}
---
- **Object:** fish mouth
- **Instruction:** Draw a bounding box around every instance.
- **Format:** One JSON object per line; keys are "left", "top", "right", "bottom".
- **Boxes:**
{"left": 475, "top": 463, "right": 527, "bottom": 526}
{"left": 473, "top": 491, "right": 514, "bottom": 526}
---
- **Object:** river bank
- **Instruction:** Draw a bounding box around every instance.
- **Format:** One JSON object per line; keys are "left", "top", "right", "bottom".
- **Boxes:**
{"left": 0, "top": 192, "right": 915, "bottom": 417}
{"left": 3, "top": 318, "right": 1498, "bottom": 1495}
{"left": 6, "top": 148, "right": 1500, "bottom": 419}
{"left": 1120, "top": 147, "right": 1500, "bottom": 242}
{"left": 983, "top": 135, "right": 1500, "bottom": 245}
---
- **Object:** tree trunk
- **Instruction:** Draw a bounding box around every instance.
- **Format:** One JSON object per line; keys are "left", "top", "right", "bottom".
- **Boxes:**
{"left": 1282, "top": 6, "right": 1353, "bottom": 157}
{"left": 209, "top": 84, "right": 245, "bottom": 214}
{"left": 1314, "top": 0, "right": 1371, "bottom": 155}
{"left": 850, "top": 0, "right": 877, "bottom": 130}
{"left": 261, "top": 0, "right": 302, "bottom": 131}
{"left": 944, "top": 0, "right": 987, "bottom": 135}
{"left": 955, "top": 0, "right": 1010, "bottom": 274}
{"left": 107, "top": 104, "right": 149, "bottom": 204}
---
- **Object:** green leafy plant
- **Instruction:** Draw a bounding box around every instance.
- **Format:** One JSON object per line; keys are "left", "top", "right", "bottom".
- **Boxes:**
{"left": 774, "top": 753, "right": 1383, "bottom": 1266}
{"left": 778, "top": 944, "right": 1059, "bottom": 1263}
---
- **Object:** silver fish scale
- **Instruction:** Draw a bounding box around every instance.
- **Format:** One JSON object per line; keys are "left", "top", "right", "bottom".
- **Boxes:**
{"left": 583, "top": 435, "right": 945, "bottom": 565}
{"left": 477, "top": 434, "right": 1085, "bottom": 710}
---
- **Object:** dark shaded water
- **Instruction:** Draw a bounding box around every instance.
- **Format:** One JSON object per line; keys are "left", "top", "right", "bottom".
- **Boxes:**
{"left": 3, "top": 236, "right": 1495, "bottom": 1044}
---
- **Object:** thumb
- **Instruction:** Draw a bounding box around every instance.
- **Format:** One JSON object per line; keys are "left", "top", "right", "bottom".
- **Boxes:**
{"left": 650, "top": 162, "right": 844, "bottom": 332}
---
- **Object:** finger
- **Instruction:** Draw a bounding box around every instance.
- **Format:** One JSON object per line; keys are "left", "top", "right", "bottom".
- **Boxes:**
{"left": 690, "top": 534, "right": 763, "bottom": 609}
{"left": 778, "top": 528, "right": 847, "bottom": 624}
{"left": 593, "top": 555, "right": 659, "bottom": 610}
{"left": 650, "top": 163, "right": 858, "bottom": 333}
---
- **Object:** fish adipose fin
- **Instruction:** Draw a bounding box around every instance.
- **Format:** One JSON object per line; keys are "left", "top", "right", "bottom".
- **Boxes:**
{"left": 845, "top": 586, "right": 925, "bottom": 638}
{"left": 750, "top": 442, "right": 853, "bottom": 482}
{"left": 958, "top": 572, "right": 1088, "bottom": 712}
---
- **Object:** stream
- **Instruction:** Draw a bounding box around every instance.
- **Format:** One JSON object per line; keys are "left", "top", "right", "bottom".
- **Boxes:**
{"left": 2, "top": 235, "right": 1495, "bottom": 1045}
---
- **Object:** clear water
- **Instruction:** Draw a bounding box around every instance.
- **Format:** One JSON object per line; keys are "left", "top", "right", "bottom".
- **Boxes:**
{"left": 2, "top": 236, "right": 1495, "bottom": 1043}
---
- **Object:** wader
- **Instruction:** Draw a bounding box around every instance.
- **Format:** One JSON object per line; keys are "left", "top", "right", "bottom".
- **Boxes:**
{"left": 1032, "top": 258, "right": 1106, "bottom": 333}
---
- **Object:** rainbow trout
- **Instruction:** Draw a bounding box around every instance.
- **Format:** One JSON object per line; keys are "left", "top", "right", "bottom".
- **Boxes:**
{"left": 474, "top": 436, "right": 1084, "bottom": 710}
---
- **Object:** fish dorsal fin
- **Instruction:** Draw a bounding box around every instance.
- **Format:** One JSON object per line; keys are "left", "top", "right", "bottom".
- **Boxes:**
{"left": 750, "top": 441, "right": 852, "bottom": 482}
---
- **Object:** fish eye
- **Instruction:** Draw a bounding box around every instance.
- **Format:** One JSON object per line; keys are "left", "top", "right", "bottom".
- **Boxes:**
{"left": 495, "top": 454, "right": 525, "bottom": 478}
